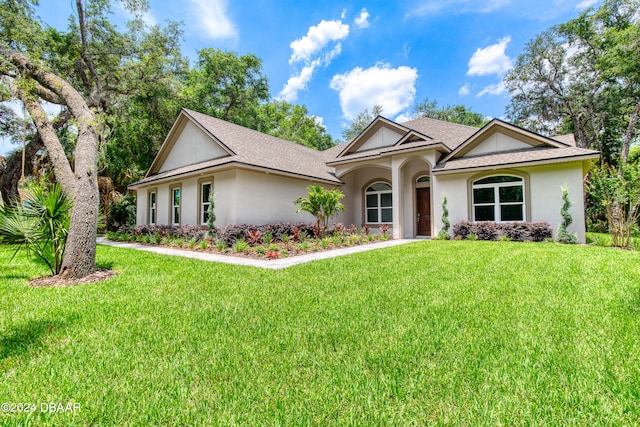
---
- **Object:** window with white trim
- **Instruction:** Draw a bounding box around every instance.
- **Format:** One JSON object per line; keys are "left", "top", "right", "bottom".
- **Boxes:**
{"left": 200, "top": 182, "right": 212, "bottom": 225}
{"left": 365, "top": 182, "right": 392, "bottom": 224}
{"left": 472, "top": 175, "right": 524, "bottom": 222}
{"left": 171, "top": 187, "right": 181, "bottom": 225}
{"left": 148, "top": 191, "right": 156, "bottom": 225}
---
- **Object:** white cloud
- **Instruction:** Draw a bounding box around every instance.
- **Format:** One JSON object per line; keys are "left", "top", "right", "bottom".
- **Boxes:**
{"left": 466, "top": 37, "right": 513, "bottom": 76}
{"left": 278, "top": 61, "right": 320, "bottom": 102}
{"left": 576, "top": 0, "right": 599, "bottom": 10}
{"left": 476, "top": 81, "right": 507, "bottom": 97}
{"left": 410, "top": 0, "right": 510, "bottom": 17}
{"left": 394, "top": 112, "right": 414, "bottom": 123}
{"left": 188, "top": 0, "right": 237, "bottom": 40}
{"left": 312, "top": 115, "right": 325, "bottom": 128}
{"left": 354, "top": 8, "right": 370, "bottom": 29}
{"left": 289, "top": 20, "right": 350, "bottom": 63}
{"left": 330, "top": 63, "right": 418, "bottom": 119}
{"left": 458, "top": 83, "right": 470, "bottom": 95}
{"left": 322, "top": 43, "right": 342, "bottom": 65}
{"left": 341, "top": 9, "right": 347, "bottom": 19}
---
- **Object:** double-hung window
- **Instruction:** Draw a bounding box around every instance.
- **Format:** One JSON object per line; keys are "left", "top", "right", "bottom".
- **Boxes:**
{"left": 200, "top": 182, "right": 212, "bottom": 225}
{"left": 148, "top": 191, "right": 156, "bottom": 225}
{"left": 171, "top": 186, "right": 181, "bottom": 225}
{"left": 365, "top": 182, "right": 392, "bottom": 224}
{"left": 472, "top": 176, "right": 524, "bottom": 222}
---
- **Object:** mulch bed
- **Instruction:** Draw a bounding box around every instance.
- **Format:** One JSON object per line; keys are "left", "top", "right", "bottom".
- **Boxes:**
{"left": 28, "top": 269, "right": 119, "bottom": 287}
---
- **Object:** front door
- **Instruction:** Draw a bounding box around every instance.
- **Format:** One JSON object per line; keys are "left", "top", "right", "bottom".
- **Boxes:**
{"left": 416, "top": 187, "right": 431, "bottom": 236}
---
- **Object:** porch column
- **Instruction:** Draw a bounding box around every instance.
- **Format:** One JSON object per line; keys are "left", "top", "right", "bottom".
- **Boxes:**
{"left": 391, "top": 157, "right": 404, "bottom": 239}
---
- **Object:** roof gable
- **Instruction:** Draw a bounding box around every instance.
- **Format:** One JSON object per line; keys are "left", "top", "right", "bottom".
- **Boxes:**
{"left": 441, "top": 119, "right": 567, "bottom": 162}
{"left": 147, "top": 111, "right": 234, "bottom": 176}
{"left": 337, "top": 116, "right": 408, "bottom": 157}
{"left": 137, "top": 109, "right": 342, "bottom": 186}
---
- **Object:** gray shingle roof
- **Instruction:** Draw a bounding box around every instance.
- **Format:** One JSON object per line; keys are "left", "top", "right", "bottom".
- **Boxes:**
{"left": 399, "top": 117, "right": 480, "bottom": 150}
{"left": 132, "top": 109, "right": 341, "bottom": 186}
{"left": 551, "top": 134, "right": 577, "bottom": 146}
{"left": 132, "top": 110, "right": 598, "bottom": 188}
{"left": 432, "top": 146, "right": 599, "bottom": 173}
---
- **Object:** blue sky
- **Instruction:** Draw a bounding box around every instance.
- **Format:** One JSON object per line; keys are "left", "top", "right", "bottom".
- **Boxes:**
{"left": 0, "top": 0, "right": 600, "bottom": 156}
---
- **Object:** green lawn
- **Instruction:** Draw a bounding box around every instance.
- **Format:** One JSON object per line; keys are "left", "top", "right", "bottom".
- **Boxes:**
{"left": 1, "top": 241, "right": 639, "bottom": 426}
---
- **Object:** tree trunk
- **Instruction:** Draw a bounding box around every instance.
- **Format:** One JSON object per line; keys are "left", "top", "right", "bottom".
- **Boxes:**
{"left": 59, "top": 126, "right": 99, "bottom": 279}
{"left": 621, "top": 102, "right": 640, "bottom": 165}
{"left": 3, "top": 47, "right": 100, "bottom": 280}
{"left": 0, "top": 137, "right": 43, "bottom": 205}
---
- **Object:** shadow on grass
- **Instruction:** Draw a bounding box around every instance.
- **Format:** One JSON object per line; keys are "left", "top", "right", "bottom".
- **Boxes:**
{"left": 96, "top": 260, "right": 114, "bottom": 270}
{"left": 0, "top": 318, "right": 70, "bottom": 360}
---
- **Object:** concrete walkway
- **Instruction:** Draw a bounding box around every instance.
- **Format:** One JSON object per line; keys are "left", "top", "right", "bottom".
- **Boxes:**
{"left": 97, "top": 237, "right": 418, "bottom": 270}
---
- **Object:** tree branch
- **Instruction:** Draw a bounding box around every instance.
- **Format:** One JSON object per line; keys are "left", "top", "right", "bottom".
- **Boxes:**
{"left": 14, "top": 86, "right": 75, "bottom": 193}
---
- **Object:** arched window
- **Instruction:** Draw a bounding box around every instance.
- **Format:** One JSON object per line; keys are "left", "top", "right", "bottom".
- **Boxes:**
{"left": 472, "top": 175, "right": 524, "bottom": 222}
{"left": 365, "top": 182, "right": 392, "bottom": 224}
{"left": 416, "top": 175, "right": 430, "bottom": 184}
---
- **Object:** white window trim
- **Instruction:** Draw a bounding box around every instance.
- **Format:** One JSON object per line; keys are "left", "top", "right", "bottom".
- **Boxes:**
{"left": 171, "top": 186, "right": 181, "bottom": 226}
{"left": 200, "top": 182, "right": 212, "bottom": 226}
{"left": 472, "top": 176, "right": 525, "bottom": 223}
{"left": 365, "top": 182, "right": 393, "bottom": 224}
{"left": 148, "top": 190, "right": 157, "bottom": 225}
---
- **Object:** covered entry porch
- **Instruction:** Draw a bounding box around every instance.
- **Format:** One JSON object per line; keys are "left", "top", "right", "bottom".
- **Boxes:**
{"left": 333, "top": 152, "right": 438, "bottom": 239}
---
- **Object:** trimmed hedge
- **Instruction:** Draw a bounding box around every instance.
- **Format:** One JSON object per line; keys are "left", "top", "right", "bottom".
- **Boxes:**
{"left": 452, "top": 221, "right": 553, "bottom": 242}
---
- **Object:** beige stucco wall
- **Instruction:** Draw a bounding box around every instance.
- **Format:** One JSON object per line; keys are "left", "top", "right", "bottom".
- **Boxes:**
{"left": 466, "top": 132, "right": 532, "bottom": 156}
{"left": 431, "top": 162, "right": 588, "bottom": 242}
{"left": 136, "top": 168, "right": 322, "bottom": 227}
{"left": 159, "top": 121, "right": 228, "bottom": 172}
{"left": 356, "top": 126, "right": 403, "bottom": 152}
{"left": 337, "top": 165, "right": 392, "bottom": 227}
{"left": 232, "top": 170, "right": 316, "bottom": 224}
{"left": 212, "top": 170, "right": 237, "bottom": 227}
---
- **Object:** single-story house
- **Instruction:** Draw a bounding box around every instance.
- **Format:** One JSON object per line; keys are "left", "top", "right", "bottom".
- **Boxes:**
{"left": 128, "top": 108, "right": 599, "bottom": 242}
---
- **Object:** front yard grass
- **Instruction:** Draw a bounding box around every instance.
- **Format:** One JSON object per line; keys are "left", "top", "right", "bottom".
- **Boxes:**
{"left": 1, "top": 240, "right": 639, "bottom": 425}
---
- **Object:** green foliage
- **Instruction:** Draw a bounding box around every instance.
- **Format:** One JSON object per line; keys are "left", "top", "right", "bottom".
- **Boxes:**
{"left": 262, "top": 232, "right": 273, "bottom": 246}
{"left": 233, "top": 239, "right": 249, "bottom": 253}
{"left": 3, "top": 241, "right": 640, "bottom": 424}
{"left": 256, "top": 101, "right": 334, "bottom": 150}
{"left": 557, "top": 186, "right": 578, "bottom": 244}
{"left": 414, "top": 97, "right": 488, "bottom": 127}
{"left": 108, "top": 194, "right": 136, "bottom": 231}
{"left": 183, "top": 48, "right": 269, "bottom": 128}
{"left": 438, "top": 194, "right": 451, "bottom": 240}
{"left": 0, "top": 183, "right": 71, "bottom": 274}
{"left": 206, "top": 192, "right": 215, "bottom": 239}
{"left": 504, "top": 0, "right": 640, "bottom": 165}
{"left": 587, "top": 162, "right": 640, "bottom": 248}
{"left": 294, "top": 185, "right": 345, "bottom": 237}
{"left": 341, "top": 105, "right": 383, "bottom": 141}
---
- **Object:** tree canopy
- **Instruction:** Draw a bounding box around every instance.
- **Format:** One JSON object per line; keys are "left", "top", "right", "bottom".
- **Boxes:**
{"left": 341, "top": 105, "right": 383, "bottom": 141}
{"left": 413, "top": 98, "right": 488, "bottom": 127}
{"left": 0, "top": 0, "right": 334, "bottom": 279}
{"left": 504, "top": 0, "right": 640, "bottom": 165}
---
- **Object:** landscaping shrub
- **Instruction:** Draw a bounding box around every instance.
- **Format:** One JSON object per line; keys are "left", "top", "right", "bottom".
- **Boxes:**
{"left": 475, "top": 222, "right": 500, "bottom": 241}
{"left": 452, "top": 221, "right": 475, "bottom": 240}
{"left": 528, "top": 222, "right": 554, "bottom": 242}
{"left": 452, "top": 221, "right": 553, "bottom": 242}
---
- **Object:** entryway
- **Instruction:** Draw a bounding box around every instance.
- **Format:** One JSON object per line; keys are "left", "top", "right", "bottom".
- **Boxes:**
{"left": 416, "top": 187, "right": 431, "bottom": 237}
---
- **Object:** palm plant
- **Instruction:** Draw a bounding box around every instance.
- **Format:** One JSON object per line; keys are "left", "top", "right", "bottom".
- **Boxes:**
{"left": 0, "top": 183, "right": 71, "bottom": 275}
{"left": 294, "top": 185, "right": 345, "bottom": 237}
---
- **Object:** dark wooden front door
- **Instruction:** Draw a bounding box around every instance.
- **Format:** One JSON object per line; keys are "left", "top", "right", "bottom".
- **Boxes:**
{"left": 416, "top": 187, "right": 431, "bottom": 236}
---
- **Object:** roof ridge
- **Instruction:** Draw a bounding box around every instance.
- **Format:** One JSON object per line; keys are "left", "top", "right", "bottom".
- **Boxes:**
{"left": 401, "top": 115, "right": 481, "bottom": 131}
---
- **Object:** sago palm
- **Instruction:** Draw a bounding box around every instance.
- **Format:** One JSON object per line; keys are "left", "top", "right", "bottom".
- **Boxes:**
{"left": 0, "top": 183, "right": 71, "bottom": 275}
